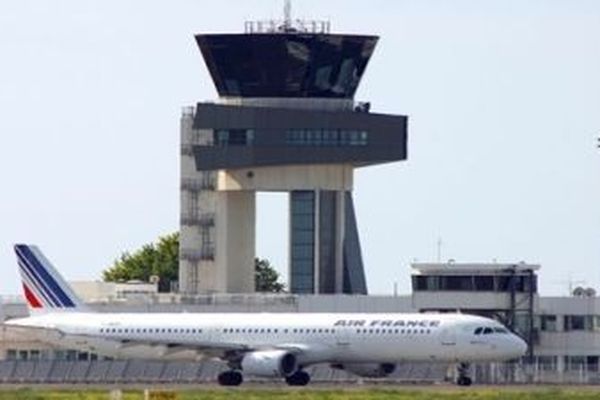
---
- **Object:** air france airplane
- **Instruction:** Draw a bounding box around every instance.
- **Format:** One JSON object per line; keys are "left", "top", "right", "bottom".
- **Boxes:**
{"left": 5, "top": 244, "right": 526, "bottom": 386}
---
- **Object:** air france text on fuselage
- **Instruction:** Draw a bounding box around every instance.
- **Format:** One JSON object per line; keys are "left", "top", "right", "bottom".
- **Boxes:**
{"left": 333, "top": 319, "right": 441, "bottom": 328}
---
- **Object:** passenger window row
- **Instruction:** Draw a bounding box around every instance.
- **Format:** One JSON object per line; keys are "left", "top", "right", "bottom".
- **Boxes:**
{"left": 356, "top": 328, "right": 431, "bottom": 335}
{"left": 99, "top": 328, "right": 203, "bottom": 335}
{"left": 222, "top": 328, "right": 336, "bottom": 334}
{"left": 99, "top": 326, "right": 440, "bottom": 336}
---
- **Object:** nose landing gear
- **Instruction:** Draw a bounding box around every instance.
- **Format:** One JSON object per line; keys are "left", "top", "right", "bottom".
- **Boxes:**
{"left": 456, "top": 362, "right": 472, "bottom": 386}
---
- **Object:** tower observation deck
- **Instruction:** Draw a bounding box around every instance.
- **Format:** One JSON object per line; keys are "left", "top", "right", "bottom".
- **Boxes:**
{"left": 179, "top": 12, "right": 407, "bottom": 295}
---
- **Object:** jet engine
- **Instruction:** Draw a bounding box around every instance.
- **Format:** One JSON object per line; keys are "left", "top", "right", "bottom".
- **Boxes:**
{"left": 241, "top": 350, "right": 297, "bottom": 377}
{"left": 333, "top": 363, "right": 396, "bottom": 378}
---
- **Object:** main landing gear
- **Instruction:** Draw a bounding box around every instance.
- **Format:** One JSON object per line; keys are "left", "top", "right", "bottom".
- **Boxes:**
{"left": 218, "top": 370, "right": 243, "bottom": 386}
{"left": 217, "top": 370, "right": 311, "bottom": 386}
{"left": 456, "top": 362, "right": 472, "bottom": 386}
{"left": 285, "top": 370, "right": 310, "bottom": 386}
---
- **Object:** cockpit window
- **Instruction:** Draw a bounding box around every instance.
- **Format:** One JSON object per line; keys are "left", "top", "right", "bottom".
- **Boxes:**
{"left": 475, "top": 326, "right": 510, "bottom": 335}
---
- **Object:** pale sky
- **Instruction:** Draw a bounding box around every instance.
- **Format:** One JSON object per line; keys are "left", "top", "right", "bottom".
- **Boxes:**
{"left": 1, "top": 0, "right": 599, "bottom": 296}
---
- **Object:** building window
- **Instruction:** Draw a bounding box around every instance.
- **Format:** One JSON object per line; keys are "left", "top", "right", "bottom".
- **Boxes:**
{"left": 216, "top": 130, "right": 228, "bottom": 146}
{"left": 290, "top": 191, "right": 315, "bottom": 293}
{"left": 595, "top": 316, "right": 600, "bottom": 331}
{"left": 566, "top": 356, "right": 587, "bottom": 371}
{"left": 200, "top": 225, "right": 215, "bottom": 257}
{"left": 587, "top": 356, "right": 600, "bottom": 371}
{"left": 496, "top": 275, "right": 537, "bottom": 293}
{"left": 534, "top": 356, "right": 557, "bottom": 371}
{"left": 520, "top": 275, "right": 537, "bottom": 292}
{"left": 496, "top": 276, "right": 511, "bottom": 291}
{"left": 5, "top": 350, "right": 17, "bottom": 360}
{"left": 474, "top": 276, "right": 494, "bottom": 291}
{"left": 413, "top": 276, "right": 427, "bottom": 291}
{"left": 564, "top": 315, "right": 593, "bottom": 331}
{"left": 440, "top": 276, "right": 473, "bottom": 291}
{"left": 201, "top": 172, "right": 216, "bottom": 190}
{"left": 214, "top": 129, "right": 254, "bottom": 146}
{"left": 286, "top": 129, "right": 368, "bottom": 147}
{"left": 539, "top": 315, "right": 557, "bottom": 332}
{"left": 412, "top": 274, "right": 537, "bottom": 293}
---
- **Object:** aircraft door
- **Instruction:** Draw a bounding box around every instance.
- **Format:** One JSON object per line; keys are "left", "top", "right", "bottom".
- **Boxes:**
{"left": 335, "top": 326, "right": 352, "bottom": 349}
{"left": 440, "top": 326, "right": 457, "bottom": 360}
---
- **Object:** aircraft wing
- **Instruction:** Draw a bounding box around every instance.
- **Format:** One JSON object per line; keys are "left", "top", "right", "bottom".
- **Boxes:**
{"left": 101, "top": 337, "right": 313, "bottom": 361}
{"left": 2, "top": 323, "right": 309, "bottom": 360}
{"left": 2, "top": 323, "right": 242, "bottom": 359}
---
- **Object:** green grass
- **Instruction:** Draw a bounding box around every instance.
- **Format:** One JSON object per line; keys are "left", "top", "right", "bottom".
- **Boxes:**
{"left": 1, "top": 388, "right": 600, "bottom": 400}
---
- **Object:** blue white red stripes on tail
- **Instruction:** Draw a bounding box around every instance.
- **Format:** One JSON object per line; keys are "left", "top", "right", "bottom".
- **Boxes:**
{"left": 14, "top": 244, "right": 87, "bottom": 313}
{"left": 22, "top": 283, "right": 42, "bottom": 308}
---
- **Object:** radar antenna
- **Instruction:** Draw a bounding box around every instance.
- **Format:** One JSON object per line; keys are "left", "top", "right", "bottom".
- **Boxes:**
{"left": 283, "top": 0, "right": 292, "bottom": 31}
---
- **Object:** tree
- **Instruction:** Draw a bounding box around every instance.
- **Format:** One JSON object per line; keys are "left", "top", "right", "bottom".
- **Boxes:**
{"left": 103, "top": 232, "right": 286, "bottom": 293}
{"left": 102, "top": 233, "right": 179, "bottom": 293}
{"left": 255, "top": 258, "right": 285, "bottom": 293}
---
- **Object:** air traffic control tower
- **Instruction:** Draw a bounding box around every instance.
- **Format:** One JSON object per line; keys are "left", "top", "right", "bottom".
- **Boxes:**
{"left": 179, "top": 14, "right": 407, "bottom": 295}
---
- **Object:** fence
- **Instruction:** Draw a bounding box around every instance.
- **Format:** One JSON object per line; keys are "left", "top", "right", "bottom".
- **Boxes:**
{"left": 0, "top": 360, "right": 445, "bottom": 384}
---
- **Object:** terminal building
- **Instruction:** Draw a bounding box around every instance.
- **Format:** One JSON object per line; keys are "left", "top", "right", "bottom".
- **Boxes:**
{"left": 179, "top": 18, "right": 407, "bottom": 295}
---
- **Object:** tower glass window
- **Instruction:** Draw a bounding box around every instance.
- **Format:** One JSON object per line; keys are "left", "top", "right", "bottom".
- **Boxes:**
{"left": 214, "top": 129, "right": 254, "bottom": 146}
{"left": 290, "top": 191, "right": 315, "bottom": 293}
{"left": 318, "top": 191, "right": 337, "bottom": 293}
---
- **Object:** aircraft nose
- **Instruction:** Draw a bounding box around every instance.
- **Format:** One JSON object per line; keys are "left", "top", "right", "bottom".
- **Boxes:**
{"left": 512, "top": 335, "right": 527, "bottom": 357}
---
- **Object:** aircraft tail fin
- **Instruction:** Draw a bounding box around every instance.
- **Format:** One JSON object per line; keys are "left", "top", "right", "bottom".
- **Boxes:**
{"left": 14, "top": 244, "right": 88, "bottom": 314}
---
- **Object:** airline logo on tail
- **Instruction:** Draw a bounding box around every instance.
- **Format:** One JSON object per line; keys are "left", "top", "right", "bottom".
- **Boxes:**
{"left": 14, "top": 244, "right": 82, "bottom": 311}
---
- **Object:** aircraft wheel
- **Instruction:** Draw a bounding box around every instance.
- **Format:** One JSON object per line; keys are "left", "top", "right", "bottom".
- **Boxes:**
{"left": 218, "top": 370, "right": 243, "bottom": 386}
{"left": 285, "top": 370, "right": 311, "bottom": 386}
{"left": 457, "top": 376, "right": 472, "bottom": 386}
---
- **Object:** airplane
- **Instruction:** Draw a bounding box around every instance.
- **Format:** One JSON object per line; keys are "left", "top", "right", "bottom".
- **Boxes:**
{"left": 4, "top": 244, "right": 527, "bottom": 386}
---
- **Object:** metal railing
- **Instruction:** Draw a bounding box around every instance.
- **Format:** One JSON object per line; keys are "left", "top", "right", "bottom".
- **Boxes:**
{"left": 244, "top": 19, "right": 330, "bottom": 34}
{"left": 179, "top": 213, "right": 215, "bottom": 227}
{"left": 180, "top": 177, "right": 216, "bottom": 192}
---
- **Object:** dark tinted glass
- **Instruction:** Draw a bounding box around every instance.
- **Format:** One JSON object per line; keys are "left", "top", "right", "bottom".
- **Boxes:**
{"left": 474, "top": 276, "right": 494, "bottom": 291}
{"left": 196, "top": 34, "right": 378, "bottom": 98}
{"left": 318, "top": 191, "right": 337, "bottom": 293}
{"left": 290, "top": 191, "right": 315, "bottom": 293}
{"left": 440, "top": 276, "right": 473, "bottom": 291}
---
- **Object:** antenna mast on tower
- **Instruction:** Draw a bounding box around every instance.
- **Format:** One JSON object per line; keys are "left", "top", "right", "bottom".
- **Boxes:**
{"left": 283, "top": 0, "right": 292, "bottom": 31}
{"left": 244, "top": 0, "right": 330, "bottom": 34}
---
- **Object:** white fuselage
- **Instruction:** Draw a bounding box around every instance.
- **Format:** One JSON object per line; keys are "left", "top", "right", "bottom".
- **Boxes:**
{"left": 7, "top": 312, "right": 526, "bottom": 366}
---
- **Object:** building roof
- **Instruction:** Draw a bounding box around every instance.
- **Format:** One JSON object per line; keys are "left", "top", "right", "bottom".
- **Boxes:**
{"left": 411, "top": 262, "right": 541, "bottom": 275}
